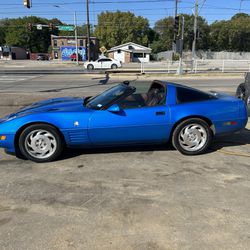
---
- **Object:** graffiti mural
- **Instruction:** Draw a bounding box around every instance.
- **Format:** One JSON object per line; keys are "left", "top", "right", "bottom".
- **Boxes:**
{"left": 60, "top": 46, "right": 86, "bottom": 61}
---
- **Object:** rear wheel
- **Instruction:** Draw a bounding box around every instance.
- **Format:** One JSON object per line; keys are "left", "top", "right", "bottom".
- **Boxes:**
{"left": 18, "top": 124, "right": 64, "bottom": 163}
{"left": 87, "top": 64, "right": 94, "bottom": 70}
{"left": 111, "top": 64, "right": 118, "bottom": 69}
{"left": 172, "top": 118, "right": 212, "bottom": 155}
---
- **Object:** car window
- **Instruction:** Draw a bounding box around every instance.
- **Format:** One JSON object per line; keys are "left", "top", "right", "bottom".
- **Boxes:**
{"left": 117, "top": 82, "right": 166, "bottom": 109}
{"left": 86, "top": 84, "right": 135, "bottom": 110}
{"left": 98, "top": 58, "right": 111, "bottom": 62}
{"left": 176, "top": 87, "right": 216, "bottom": 104}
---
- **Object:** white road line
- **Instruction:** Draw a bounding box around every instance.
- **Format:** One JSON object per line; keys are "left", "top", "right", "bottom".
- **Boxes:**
{"left": 0, "top": 76, "right": 40, "bottom": 83}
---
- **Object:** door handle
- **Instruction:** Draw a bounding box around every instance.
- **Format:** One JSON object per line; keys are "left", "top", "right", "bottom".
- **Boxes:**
{"left": 155, "top": 111, "right": 165, "bottom": 116}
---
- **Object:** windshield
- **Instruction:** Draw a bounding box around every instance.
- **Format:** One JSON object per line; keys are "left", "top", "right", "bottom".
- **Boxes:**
{"left": 86, "top": 84, "right": 135, "bottom": 110}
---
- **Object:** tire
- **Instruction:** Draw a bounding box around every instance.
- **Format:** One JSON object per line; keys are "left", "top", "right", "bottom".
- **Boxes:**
{"left": 18, "top": 124, "right": 64, "bottom": 163}
{"left": 111, "top": 64, "right": 118, "bottom": 69}
{"left": 87, "top": 64, "right": 94, "bottom": 70}
{"left": 236, "top": 83, "right": 249, "bottom": 105}
{"left": 172, "top": 118, "right": 212, "bottom": 155}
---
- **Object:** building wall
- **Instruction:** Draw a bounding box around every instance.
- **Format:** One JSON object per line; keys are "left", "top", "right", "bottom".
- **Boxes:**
{"left": 108, "top": 51, "right": 132, "bottom": 63}
{"left": 0, "top": 47, "right": 28, "bottom": 60}
{"left": 51, "top": 36, "right": 99, "bottom": 61}
{"left": 113, "top": 51, "right": 125, "bottom": 63}
{"left": 108, "top": 52, "right": 114, "bottom": 59}
{"left": 124, "top": 52, "right": 131, "bottom": 63}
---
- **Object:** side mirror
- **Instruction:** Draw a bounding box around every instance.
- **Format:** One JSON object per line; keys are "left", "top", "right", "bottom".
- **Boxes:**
{"left": 107, "top": 104, "right": 120, "bottom": 113}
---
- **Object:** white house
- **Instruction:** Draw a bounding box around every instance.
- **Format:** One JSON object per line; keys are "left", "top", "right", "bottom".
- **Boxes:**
{"left": 107, "top": 42, "right": 151, "bottom": 63}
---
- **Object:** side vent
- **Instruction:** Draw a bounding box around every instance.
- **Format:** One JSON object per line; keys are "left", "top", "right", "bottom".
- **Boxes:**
{"left": 67, "top": 129, "right": 89, "bottom": 145}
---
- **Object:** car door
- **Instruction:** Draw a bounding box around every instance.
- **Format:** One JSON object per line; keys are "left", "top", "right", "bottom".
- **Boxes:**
{"left": 94, "top": 59, "right": 103, "bottom": 69}
{"left": 102, "top": 58, "right": 114, "bottom": 69}
{"left": 88, "top": 105, "right": 171, "bottom": 145}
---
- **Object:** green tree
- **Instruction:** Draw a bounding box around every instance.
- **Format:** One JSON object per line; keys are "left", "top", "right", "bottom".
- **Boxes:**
{"left": 3, "top": 16, "right": 61, "bottom": 52}
{"left": 151, "top": 14, "right": 210, "bottom": 53}
{"left": 94, "top": 11, "right": 152, "bottom": 48}
{"left": 210, "top": 13, "right": 250, "bottom": 51}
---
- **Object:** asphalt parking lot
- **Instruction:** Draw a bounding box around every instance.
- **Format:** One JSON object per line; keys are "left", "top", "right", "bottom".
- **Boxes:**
{"left": 0, "top": 74, "right": 249, "bottom": 249}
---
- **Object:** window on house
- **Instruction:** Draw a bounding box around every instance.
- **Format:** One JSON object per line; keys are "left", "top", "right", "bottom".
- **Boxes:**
{"left": 133, "top": 53, "right": 146, "bottom": 58}
{"left": 128, "top": 45, "right": 134, "bottom": 50}
{"left": 80, "top": 40, "right": 83, "bottom": 46}
{"left": 53, "top": 40, "right": 58, "bottom": 47}
{"left": 117, "top": 49, "right": 121, "bottom": 54}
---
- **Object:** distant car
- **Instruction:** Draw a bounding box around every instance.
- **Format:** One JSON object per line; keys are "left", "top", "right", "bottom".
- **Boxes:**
{"left": 84, "top": 58, "right": 121, "bottom": 70}
{"left": 236, "top": 72, "right": 250, "bottom": 110}
{"left": 37, "top": 54, "right": 48, "bottom": 61}
{"left": 0, "top": 80, "right": 247, "bottom": 163}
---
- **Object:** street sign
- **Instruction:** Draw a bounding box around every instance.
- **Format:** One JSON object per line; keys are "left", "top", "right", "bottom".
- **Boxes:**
{"left": 37, "top": 24, "right": 42, "bottom": 30}
{"left": 99, "top": 46, "right": 107, "bottom": 54}
{"left": 58, "top": 26, "right": 75, "bottom": 31}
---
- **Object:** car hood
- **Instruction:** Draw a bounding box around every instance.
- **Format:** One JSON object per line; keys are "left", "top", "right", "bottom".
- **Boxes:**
{"left": 5, "top": 97, "right": 89, "bottom": 119}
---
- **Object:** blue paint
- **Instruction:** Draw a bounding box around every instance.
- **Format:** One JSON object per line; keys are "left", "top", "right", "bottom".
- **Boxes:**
{"left": 60, "top": 46, "right": 86, "bottom": 61}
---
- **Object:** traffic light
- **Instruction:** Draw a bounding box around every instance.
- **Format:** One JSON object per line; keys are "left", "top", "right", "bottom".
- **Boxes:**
{"left": 174, "top": 15, "right": 180, "bottom": 35}
{"left": 27, "top": 23, "right": 32, "bottom": 31}
{"left": 23, "top": 0, "right": 31, "bottom": 8}
{"left": 49, "top": 23, "right": 54, "bottom": 31}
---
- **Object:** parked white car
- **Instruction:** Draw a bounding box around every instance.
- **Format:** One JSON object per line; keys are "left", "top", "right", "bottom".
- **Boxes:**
{"left": 84, "top": 58, "right": 121, "bottom": 70}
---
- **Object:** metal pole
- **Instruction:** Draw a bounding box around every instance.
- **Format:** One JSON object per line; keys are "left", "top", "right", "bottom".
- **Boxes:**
{"left": 191, "top": 0, "right": 198, "bottom": 71}
{"left": 177, "top": 16, "right": 184, "bottom": 75}
{"left": 86, "top": 0, "right": 91, "bottom": 62}
{"left": 74, "top": 11, "right": 79, "bottom": 65}
{"left": 174, "top": 0, "right": 178, "bottom": 43}
{"left": 175, "top": 0, "right": 178, "bottom": 17}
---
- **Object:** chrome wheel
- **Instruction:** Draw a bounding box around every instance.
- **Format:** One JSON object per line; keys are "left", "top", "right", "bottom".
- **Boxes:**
{"left": 24, "top": 129, "right": 57, "bottom": 159}
{"left": 178, "top": 123, "right": 207, "bottom": 152}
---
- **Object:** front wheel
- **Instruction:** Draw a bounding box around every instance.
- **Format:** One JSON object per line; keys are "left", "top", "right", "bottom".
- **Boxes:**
{"left": 18, "top": 124, "right": 64, "bottom": 163}
{"left": 172, "top": 118, "right": 212, "bottom": 155}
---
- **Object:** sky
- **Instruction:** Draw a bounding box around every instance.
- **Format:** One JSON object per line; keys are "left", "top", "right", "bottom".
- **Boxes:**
{"left": 0, "top": 0, "right": 250, "bottom": 27}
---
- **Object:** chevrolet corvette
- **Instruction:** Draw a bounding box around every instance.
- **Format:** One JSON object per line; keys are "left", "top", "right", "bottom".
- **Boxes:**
{"left": 0, "top": 80, "right": 247, "bottom": 162}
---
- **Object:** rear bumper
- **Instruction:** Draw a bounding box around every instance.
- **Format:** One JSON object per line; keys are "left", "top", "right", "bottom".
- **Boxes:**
{"left": 214, "top": 117, "right": 248, "bottom": 135}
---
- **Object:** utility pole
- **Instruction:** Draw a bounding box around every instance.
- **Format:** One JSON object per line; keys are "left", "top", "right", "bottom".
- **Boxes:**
{"left": 177, "top": 16, "right": 184, "bottom": 75}
{"left": 191, "top": 0, "right": 199, "bottom": 71}
{"left": 74, "top": 11, "right": 79, "bottom": 65}
{"left": 86, "top": 0, "right": 91, "bottom": 62}
{"left": 174, "top": 0, "right": 178, "bottom": 42}
{"left": 175, "top": 0, "right": 178, "bottom": 17}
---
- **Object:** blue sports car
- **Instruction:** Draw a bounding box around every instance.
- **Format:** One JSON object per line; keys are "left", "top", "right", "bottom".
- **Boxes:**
{"left": 0, "top": 80, "right": 248, "bottom": 162}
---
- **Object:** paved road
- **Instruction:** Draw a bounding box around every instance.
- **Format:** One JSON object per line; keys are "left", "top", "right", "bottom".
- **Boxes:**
{"left": 0, "top": 74, "right": 243, "bottom": 94}
{"left": 0, "top": 74, "right": 249, "bottom": 250}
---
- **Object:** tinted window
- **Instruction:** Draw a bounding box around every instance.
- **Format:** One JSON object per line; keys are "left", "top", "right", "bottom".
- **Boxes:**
{"left": 86, "top": 84, "right": 135, "bottom": 110}
{"left": 98, "top": 58, "right": 111, "bottom": 62}
{"left": 176, "top": 87, "right": 215, "bottom": 104}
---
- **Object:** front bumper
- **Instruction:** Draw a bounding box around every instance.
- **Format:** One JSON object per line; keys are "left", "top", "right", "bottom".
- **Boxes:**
{"left": 0, "top": 133, "right": 16, "bottom": 153}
